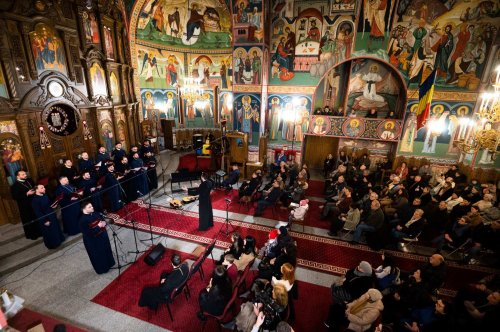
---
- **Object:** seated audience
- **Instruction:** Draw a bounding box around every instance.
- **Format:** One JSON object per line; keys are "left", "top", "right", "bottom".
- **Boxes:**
{"left": 391, "top": 208, "right": 426, "bottom": 240}
{"left": 271, "top": 262, "right": 295, "bottom": 292}
{"left": 328, "top": 202, "right": 361, "bottom": 237}
{"left": 419, "top": 254, "right": 446, "bottom": 292}
{"left": 222, "top": 254, "right": 238, "bottom": 285}
{"left": 239, "top": 172, "right": 261, "bottom": 198}
{"left": 321, "top": 186, "right": 352, "bottom": 220}
{"left": 198, "top": 266, "right": 233, "bottom": 319}
{"left": 218, "top": 232, "right": 244, "bottom": 264}
{"left": 283, "top": 198, "right": 309, "bottom": 229}
{"left": 352, "top": 200, "right": 384, "bottom": 244}
{"left": 234, "top": 235, "right": 257, "bottom": 271}
{"left": 138, "top": 254, "right": 189, "bottom": 310}
{"left": 254, "top": 180, "right": 281, "bottom": 217}
{"left": 395, "top": 162, "right": 409, "bottom": 181}
{"left": 324, "top": 153, "right": 335, "bottom": 177}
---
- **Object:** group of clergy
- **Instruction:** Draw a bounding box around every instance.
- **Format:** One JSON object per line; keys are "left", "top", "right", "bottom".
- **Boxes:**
{"left": 10, "top": 140, "right": 159, "bottom": 274}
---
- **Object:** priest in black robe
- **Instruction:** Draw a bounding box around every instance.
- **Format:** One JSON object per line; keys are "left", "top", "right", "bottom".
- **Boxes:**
{"left": 140, "top": 139, "right": 154, "bottom": 159}
{"left": 55, "top": 176, "right": 81, "bottom": 235}
{"left": 104, "top": 163, "right": 123, "bottom": 212}
{"left": 111, "top": 142, "right": 126, "bottom": 165}
{"left": 138, "top": 253, "right": 189, "bottom": 309}
{"left": 142, "top": 151, "right": 158, "bottom": 190}
{"left": 78, "top": 152, "right": 95, "bottom": 177}
{"left": 31, "top": 184, "right": 65, "bottom": 249}
{"left": 60, "top": 159, "right": 80, "bottom": 187}
{"left": 95, "top": 146, "right": 110, "bottom": 176}
{"left": 198, "top": 172, "right": 214, "bottom": 231}
{"left": 79, "top": 171, "right": 103, "bottom": 212}
{"left": 115, "top": 156, "right": 136, "bottom": 202}
{"left": 10, "top": 170, "right": 41, "bottom": 240}
{"left": 130, "top": 152, "right": 149, "bottom": 197}
{"left": 128, "top": 146, "right": 140, "bottom": 160}
{"left": 79, "top": 201, "right": 115, "bottom": 274}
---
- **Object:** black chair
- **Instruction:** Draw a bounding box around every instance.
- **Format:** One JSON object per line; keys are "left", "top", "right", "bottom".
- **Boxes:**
{"left": 164, "top": 272, "right": 190, "bottom": 321}
{"left": 233, "top": 258, "right": 254, "bottom": 294}
{"left": 203, "top": 238, "right": 216, "bottom": 262}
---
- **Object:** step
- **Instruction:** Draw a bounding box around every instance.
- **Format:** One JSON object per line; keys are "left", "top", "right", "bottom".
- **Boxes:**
{"left": 0, "top": 223, "right": 26, "bottom": 246}
{"left": 0, "top": 237, "right": 44, "bottom": 260}
{"left": 0, "top": 234, "right": 82, "bottom": 277}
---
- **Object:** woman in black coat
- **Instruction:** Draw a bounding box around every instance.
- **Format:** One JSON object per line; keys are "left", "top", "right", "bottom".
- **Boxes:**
{"left": 198, "top": 266, "right": 233, "bottom": 319}
{"left": 198, "top": 172, "right": 214, "bottom": 231}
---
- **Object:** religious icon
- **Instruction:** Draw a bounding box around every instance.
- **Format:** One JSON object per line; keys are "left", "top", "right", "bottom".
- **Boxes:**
{"left": 104, "top": 26, "right": 114, "bottom": 59}
{"left": 269, "top": 97, "right": 282, "bottom": 140}
{"left": 0, "top": 65, "right": 8, "bottom": 98}
{"left": 380, "top": 121, "right": 396, "bottom": 139}
{"left": 101, "top": 121, "right": 114, "bottom": 153}
{"left": 344, "top": 118, "right": 364, "bottom": 137}
{"left": 165, "top": 91, "right": 176, "bottom": 119}
{"left": 1, "top": 138, "right": 25, "bottom": 185}
{"left": 83, "top": 11, "right": 100, "bottom": 44}
{"left": 422, "top": 105, "right": 450, "bottom": 154}
{"left": 237, "top": 95, "right": 259, "bottom": 141}
{"left": 29, "top": 23, "right": 67, "bottom": 75}
{"left": 90, "top": 63, "right": 107, "bottom": 96}
{"left": 109, "top": 72, "right": 120, "bottom": 101}
{"left": 313, "top": 117, "right": 327, "bottom": 135}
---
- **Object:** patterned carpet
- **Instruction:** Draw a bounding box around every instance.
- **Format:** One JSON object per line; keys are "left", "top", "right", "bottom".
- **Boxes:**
{"left": 92, "top": 249, "right": 331, "bottom": 332}
{"left": 108, "top": 200, "right": 498, "bottom": 296}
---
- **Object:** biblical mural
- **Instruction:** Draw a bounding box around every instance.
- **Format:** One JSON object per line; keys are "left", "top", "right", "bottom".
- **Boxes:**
{"left": 219, "top": 91, "right": 233, "bottom": 128}
{"left": 266, "top": 94, "right": 311, "bottom": 147}
{"left": 137, "top": 46, "right": 184, "bottom": 89}
{"left": 314, "top": 62, "right": 350, "bottom": 112}
{"left": 346, "top": 58, "right": 402, "bottom": 115}
{"left": 269, "top": 6, "right": 355, "bottom": 86}
{"left": 354, "top": 0, "right": 397, "bottom": 58}
{"left": 82, "top": 11, "right": 100, "bottom": 44}
{"left": 232, "top": 0, "right": 264, "bottom": 43}
{"left": 390, "top": 0, "right": 499, "bottom": 90}
{"left": 187, "top": 54, "right": 233, "bottom": 89}
{"left": 233, "top": 93, "right": 261, "bottom": 145}
{"left": 110, "top": 72, "right": 120, "bottom": 102}
{"left": 90, "top": 63, "right": 107, "bottom": 96}
{"left": 136, "top": 0, "right": 232, "bottom": 49}
{"left": 140, "top": 88, "right": 179, "bottom": 124}
{"left": 98, "top": 110, "right": 114, "bottom": 153}
{"left": 29, "top": 23, "right": 67, "bottom": 76}
{"left": 184, "top": 91, "right": 214, "bottom": 128}
{"left": 396, "top": 101, "right": 498, "bottom": 165}
{"left": 233, "top": 47, "right": 263, "bottom": 85}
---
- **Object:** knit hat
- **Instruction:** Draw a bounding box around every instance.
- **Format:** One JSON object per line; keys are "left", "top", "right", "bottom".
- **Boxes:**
{"left": 357, "top": 261, "right": 372, "bottom": 275}
{"left": 279, "top": 226, "right": 288, "bottom": 236}
{"left": 366, "top": 288, "right": 382, "bottom": 302}
{"left": 300, "top": 199, "right": 309, "bottom": 206}
{"left": 269, "top": 229, "right": 279, "bottom": 240}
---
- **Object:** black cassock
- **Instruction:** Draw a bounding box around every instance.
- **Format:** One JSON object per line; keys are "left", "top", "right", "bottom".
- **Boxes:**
{"left": 104, "top": 172, "right": 122, "bottom": 212}
{"left": 130, "top": 158, "right": 149, "bottom": 197}
{"left": 198, "top": 179, "right": 214, "bottom": 231}
{"left": 95, "top": 152, "right": 110, "bottom": 176}
{"left": 55, "top": 185, "right": 81, "bottom": 235}
{"left": 79, "top": 212, "right": 115, "bottom": 274}
{"left": 79, "top": 177, "right": 103, "bottom": 212}
{"left": 31, "top": 194, "right": 65, "bottom": 249}
{"left": 78, "top": 158, "right": 95, "bottom": 177}
{"left": 60, "top": 166, "right": 80, "bottom": 187}
{"left": 142, "top": 155, "right": 158, "bottom": 190}
{"left": 111, "top": 148, "right": 126, "bottom": 165}
{"left": 115, "top": 162, "right": 136, "bottom": 202}
{"left": 10, "top": 179, "right": 41, "bottom": 240}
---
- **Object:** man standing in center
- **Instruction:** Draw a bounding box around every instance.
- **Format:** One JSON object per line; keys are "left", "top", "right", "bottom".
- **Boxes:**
{"left": 198, "top": 172, "right": 214, "bottom": 231}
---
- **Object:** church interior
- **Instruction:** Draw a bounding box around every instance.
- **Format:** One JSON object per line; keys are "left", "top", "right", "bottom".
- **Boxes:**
{"left": 0, "top": 0, "right": 499, "bottom": 331}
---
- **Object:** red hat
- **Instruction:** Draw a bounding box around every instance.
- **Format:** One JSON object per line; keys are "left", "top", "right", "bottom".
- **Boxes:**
{"left": 269, "top": 229, "right": 279, "bottom": 240}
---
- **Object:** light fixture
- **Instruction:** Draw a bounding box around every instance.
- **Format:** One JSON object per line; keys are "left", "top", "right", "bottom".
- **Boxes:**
{"left": 180, "top": 76, "right": 205, "bottom": 105}
{"left": 457, "top": 66, "right": 500, "bottom": 161}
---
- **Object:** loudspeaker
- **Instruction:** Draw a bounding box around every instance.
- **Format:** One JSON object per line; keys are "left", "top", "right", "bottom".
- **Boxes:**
{"left": 188, "top": 187, "right": 199, "bottom": 196}
{"left": 144, "top": 243, "right": 166, "bottom": 266}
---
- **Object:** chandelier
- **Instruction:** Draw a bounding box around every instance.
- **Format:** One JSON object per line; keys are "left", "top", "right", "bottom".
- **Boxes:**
{"left": 180, "top": 76, "right": 204, "bottom": 102}
{"left": 457, "top": 66, "right": 500, "bottom": 157}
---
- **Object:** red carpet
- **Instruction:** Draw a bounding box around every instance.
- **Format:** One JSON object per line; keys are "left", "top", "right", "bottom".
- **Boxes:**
{"left": 8, "top": 308, "right": 86, "bottom": 332}
{"left": 306, "top": 179, "right": 326, "bottom": 198}
{"left": 92, "top": 248, "right": 331, "bottom": 332}
{"left": 178, "top": 154, "right": 213, "bottom": 172}
{"left": 211, "top": 189, "right": 330, "bottom": 231}
{"left": 110, "top": 201, "right": 497, "bottom": 294}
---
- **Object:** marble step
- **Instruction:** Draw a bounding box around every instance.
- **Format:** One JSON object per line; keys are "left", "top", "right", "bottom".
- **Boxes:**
{"left": 0, "top": 234, "right": 82, "bottom": 277}
{"left": 0, "top": 223, "right": 25, "bottom": 246}
{"left": 0, "top": 236, "right": 44, "bottom": 260}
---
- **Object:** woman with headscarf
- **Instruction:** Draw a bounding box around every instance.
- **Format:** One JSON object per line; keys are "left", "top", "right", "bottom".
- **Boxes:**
{"left": 344, "top": 289, "right": 384, "bottom": 331}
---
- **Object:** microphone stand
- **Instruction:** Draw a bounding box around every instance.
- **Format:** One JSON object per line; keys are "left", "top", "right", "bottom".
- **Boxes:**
{"left": 139, "top": 188, "right": 161, "bottom": 246}
{"left": 105, "top": 216, "right": 132, "bottom": 275}
{"left": 217, "top": 198, "right": 235, "bottom": 237}
{"left": 121, "top": 200, "right": 147, "bottom": 261}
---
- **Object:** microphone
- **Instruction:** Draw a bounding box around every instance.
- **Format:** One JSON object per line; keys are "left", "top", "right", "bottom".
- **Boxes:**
{"left": 137, "top": 190, "right": 143, "bottom": 196}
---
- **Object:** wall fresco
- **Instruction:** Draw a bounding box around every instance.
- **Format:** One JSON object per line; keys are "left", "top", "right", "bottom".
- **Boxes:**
{"left": 29, "top": 23, "right": 67, "bottom": 76}
{"left": 233, "top": 46, "right": 263, "bottom": 85}
{"left": 140, "top": 88, "right": 179, "bottom": 125}
{"left": 187, "top": 53, "right": 233, "bottom": 89}
{"left": 232, "top": 0, "right": 264, "bottom": 43}
{"left": 137, "top": 45, "right": 184, "bottom": 89}
{"left": 233, "top": 93, "right": 261, "bottom": 145}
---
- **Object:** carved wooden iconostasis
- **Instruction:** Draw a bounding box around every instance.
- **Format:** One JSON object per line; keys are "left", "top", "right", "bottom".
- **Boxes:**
{"left": 0, "top": 0, "right": 139, "bottom": 226}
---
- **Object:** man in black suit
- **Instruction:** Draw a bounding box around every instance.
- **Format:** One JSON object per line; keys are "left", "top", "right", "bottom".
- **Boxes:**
{"left": 391, "top": 208, "right": 425, "bottom": 239}
{"left": 221, "top": 164, "right": 240, "bottom": 190}
{"left": 138, "top": 253, "right": 189, "bottom": 310}
{"left": 10, "top": 170, "right": 41, "bottom": 240}
{"left": 254, "top": 180, "right": 281, "bottom": 216}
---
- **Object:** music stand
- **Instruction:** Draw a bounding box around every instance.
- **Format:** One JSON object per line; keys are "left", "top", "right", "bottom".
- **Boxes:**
{"left": 217, "top": 198, "right": 235, "bottom": 237}
{"left": 107, "top": 220, "right": 132, "bottom": 275}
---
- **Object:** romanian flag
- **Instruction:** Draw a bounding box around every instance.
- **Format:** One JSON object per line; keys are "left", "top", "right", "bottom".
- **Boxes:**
{"left": 416, "top": 69, "right": 437, "bottom": 130}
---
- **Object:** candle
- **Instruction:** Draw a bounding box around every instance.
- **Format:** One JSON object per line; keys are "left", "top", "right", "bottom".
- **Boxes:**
{"left": 1, "top": 291, "right": 11, "bottom": 308}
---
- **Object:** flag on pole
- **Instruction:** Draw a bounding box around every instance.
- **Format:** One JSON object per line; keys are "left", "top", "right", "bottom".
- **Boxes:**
{"left": 416, "top": 69, "right": 437, "bottom": 130}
